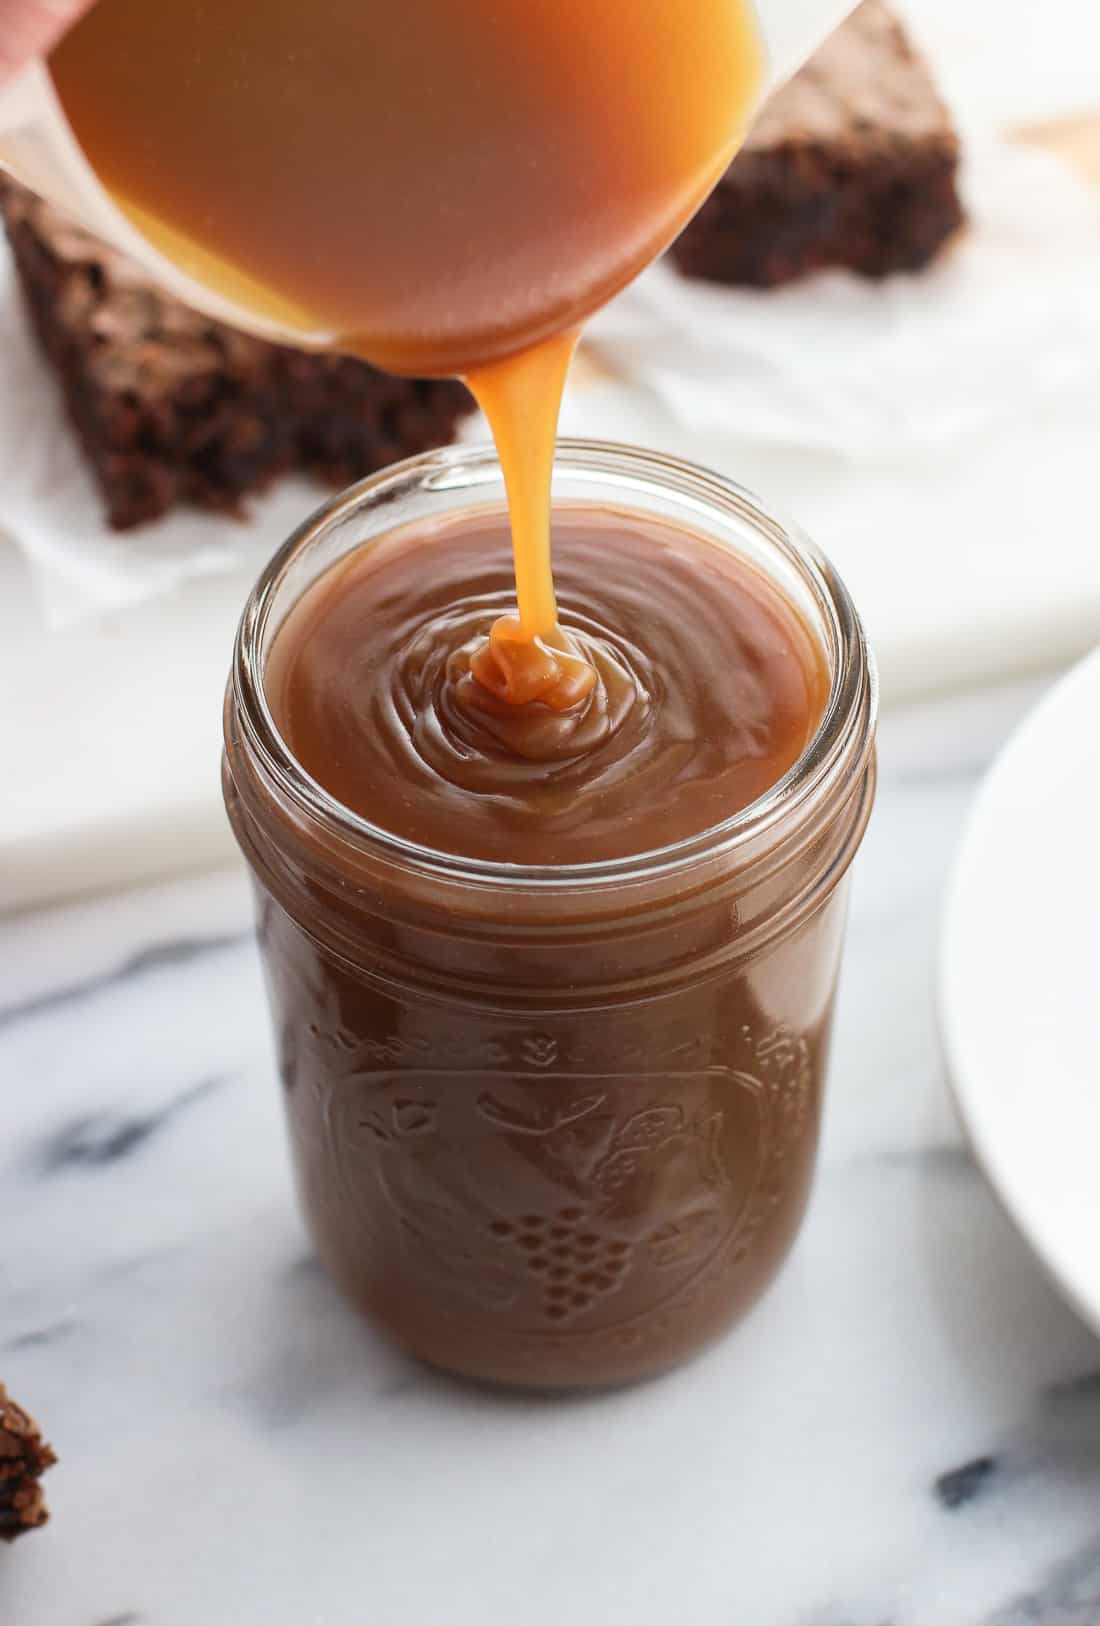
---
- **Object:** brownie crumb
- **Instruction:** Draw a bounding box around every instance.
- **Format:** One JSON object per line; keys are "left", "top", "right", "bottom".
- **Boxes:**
{"left": 0, "top": 1383, "right": 57, "bottom": 1541}
{"left": 0, "top": 182, "right": 474, "bottom": 531}
{"left": 672, "top": 0, "right": 964, "bottom": 288}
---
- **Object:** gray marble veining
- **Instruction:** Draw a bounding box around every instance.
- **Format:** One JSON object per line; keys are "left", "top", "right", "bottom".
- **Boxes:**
{"left": 2, "top": 673, "right": 1100, "bottom": 1626}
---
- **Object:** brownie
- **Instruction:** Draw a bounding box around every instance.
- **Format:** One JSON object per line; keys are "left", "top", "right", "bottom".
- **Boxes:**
{"left": 672, "top": 0, "right": 964, "bottom": 288}
{"left": 1, "top": 183, "right": 473, "bottom": 530}
{"left": 0, "top": 1384, "right": 56, "bottom": 1541}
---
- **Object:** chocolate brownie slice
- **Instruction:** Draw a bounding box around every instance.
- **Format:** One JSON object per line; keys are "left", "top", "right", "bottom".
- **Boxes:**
{"left": 1, "top": 183, "right": 473, "bottom": 530}
{"left": 0, "top": 1384, "right": 57, "bottom": 1541}
{"left": 673, "top": 0, "right": 964, "bottom": 287}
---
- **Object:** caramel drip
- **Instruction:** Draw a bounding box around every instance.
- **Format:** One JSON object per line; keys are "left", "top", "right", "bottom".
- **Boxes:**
{"left": 463, "top": 330, "right": 600, "bottom": 712}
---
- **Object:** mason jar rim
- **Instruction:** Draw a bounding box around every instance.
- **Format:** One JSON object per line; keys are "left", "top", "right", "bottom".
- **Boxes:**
{"left": 230, "top": 439, "right": 876, "bottom": 891}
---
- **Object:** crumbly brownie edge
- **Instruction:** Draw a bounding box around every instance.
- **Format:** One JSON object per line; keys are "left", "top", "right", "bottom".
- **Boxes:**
{"left": 2, "top": 185, "right": 474, "bottom": 530}
{"left": 671, "top": 138, "right": 964, "bottom": 287}
{"left": 3, "top": 202, "right": 306, "bottom": 527}
{"left": 266, "top": 349, "right": 473, "bottom": 490}
{"left": 0, "top": 1384, "right": 57, "bottom": 1542}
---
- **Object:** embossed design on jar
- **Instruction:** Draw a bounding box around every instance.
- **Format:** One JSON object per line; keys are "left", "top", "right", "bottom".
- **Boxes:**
{"left": 521, "top": 1035, "right": 559, "bottom": 1068}
{"left": 318, "top": 1046, "right": 813, "bottom": 1346}
{"left": 485, "top": 1208, "right": 631, "bottom": 1321}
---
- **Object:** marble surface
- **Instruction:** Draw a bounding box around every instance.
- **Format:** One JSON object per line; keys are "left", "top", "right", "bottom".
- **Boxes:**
{"left": 3, "top": 673, "right": 1100, "bottom": 1626}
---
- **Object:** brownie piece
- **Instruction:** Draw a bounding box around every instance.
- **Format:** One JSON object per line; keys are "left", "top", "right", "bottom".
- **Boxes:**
{"left": 1, "top": 182, "right": 473, "bottom": 530}
{"left": 672, "top": 0, "right": 964, "bottom": 287}
{"left": 0, "top": 1384, "right": 56, "bottom": 1541}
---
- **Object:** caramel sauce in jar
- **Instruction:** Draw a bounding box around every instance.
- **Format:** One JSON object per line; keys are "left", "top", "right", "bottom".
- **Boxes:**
{"left": 224, "top": 445, "right": 876, "bottom": 1388}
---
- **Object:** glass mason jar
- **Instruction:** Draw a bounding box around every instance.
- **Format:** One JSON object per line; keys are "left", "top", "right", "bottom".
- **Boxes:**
{"left": 223, "top": 441, "right": 877, "bottom": 1390}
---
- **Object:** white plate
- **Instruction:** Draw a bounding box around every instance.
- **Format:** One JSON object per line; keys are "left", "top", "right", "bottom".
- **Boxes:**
{"left": 941, "top": 645, "right": 1100, "bottom": 1332}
